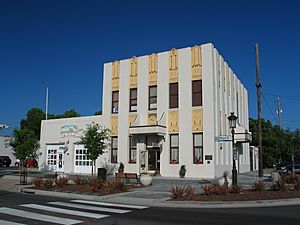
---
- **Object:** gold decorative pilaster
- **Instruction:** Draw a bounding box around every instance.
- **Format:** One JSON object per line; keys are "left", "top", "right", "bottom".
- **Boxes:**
{"left": 129, "top": 56, "right": 138, "bottom": 88}
{"left": 128, "top": 115, "right": 137, "bottom": 128}
{"left": 112, "top": 61, "right": 120, "bottom": 91}
{"left": 168, "top": 111, "right": 179, "bottom": 132}
{"left": 149, "top": 53, "right": 158, "bottom": 85}
{"left": 110, "top": 116, "right": 118, "bottom": 136}
{"left": 169, "top": 48, "right": 178, "bottom": 83}
{"left": 191, "top": 46, "right": 202, "bottom": 80}
{"left": 192, "top": 109, "right": 203, "bottom": 131}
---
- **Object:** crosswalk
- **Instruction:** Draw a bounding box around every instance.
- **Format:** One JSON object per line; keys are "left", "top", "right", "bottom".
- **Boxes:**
{"left": 0, "top": 200, "right": 148, "bottom": 224}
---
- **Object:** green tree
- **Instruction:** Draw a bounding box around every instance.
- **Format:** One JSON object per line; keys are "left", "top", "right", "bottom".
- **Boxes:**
{"left": 20, "top": 108, "right": 45, "bottom": 140}
{"left": 79, "top": 123, "right": 110, "bottom": 175}
{"left": 61, "top": 109, "right": 80, "bottom": 118}
{"left": 10, "top": 128, "right": 40, "bottom": 162}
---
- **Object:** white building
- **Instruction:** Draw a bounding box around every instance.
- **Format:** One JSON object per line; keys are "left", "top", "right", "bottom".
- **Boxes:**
{"left": 0, "top": 136, "right": 17, "bottom": 166}
{"left": 39, "top": 43, "right": 251, "bottom": 178}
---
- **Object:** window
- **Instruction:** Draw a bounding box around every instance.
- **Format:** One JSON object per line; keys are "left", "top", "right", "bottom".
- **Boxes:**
{"left": 111, "top": 137, "right": 118, "bottom": 163}
{"left": 112, "top": 91, "right": 119, "bottom": 113}
{"left": 193, "top": 133, "right": 203, "bottom": 164}
{"left": 149, "top": 86, "right": 157, "bottom": 110}
{"left": 129, "top": 88, "right": 137, "bottom": 112}
{"left": 169, "top": 83, "right": 178, "bottom": 108}
{"left": 170, "top": 134, "right": 179, "bottom": 163}
{"left": 192, "top": 80, "right": 202, "bottom": 106}
{"left": 75, "top": 147, "right": 92, "bottom": 166}
{"left": 129, "top": 136, "right": 137, "bottom": 163}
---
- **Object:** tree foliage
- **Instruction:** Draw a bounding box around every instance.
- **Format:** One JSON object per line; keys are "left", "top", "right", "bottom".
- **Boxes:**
{"left": 79, "top": 123, "right": 110, "bottom": 175}
{"left": 20, "top": 108, "right": 45, "bottom": 140}
{"left": 10, "top": 128, "right": 40, "bottom": 161}
{"left": 249, "top": 118, "right": 300, "bottom": 167}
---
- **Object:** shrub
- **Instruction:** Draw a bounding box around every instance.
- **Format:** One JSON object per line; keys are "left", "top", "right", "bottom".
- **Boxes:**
{"left": 88, "top": 177, "right": 104, "bottom": 192}
{"left": 229, "top": 185, "right": 244, "bottom": 194}
{"left": 294, "top": 179, "right": 300, "bottom": 191}
{"left": 118, "top": 163, "right": 124, "bottom": 173}
{"left": 31, "top": 177, "right": 43, "bottom": 189}
{"left": 179, "top": 165, "right": 186, "bottom": 178}
{"left": 103, "top": 178, "right": 127, "bottom": 193}
{"left": 252, "top": 180, "right": 267, "bottom": 192}
{"left": 202, "top": 184, "right": 215, "bottom": 195}
{"left": 170, "top": 185, "right": 195, "bottom": 200}
{"left": 71, "top": 175, "right": 87, "bottom": 185}
{"left": 213, "top": 184, "right": 230, "bottom": 195}
{"left": 55, "top": 176, "right": 69, "bottom": 188}
{"left": 43, "top": 178, "right": 54, "bottom": 189}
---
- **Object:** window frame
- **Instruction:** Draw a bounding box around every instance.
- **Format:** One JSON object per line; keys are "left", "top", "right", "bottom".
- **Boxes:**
{"left": 169, "top": 134, "right": 179, "bottom": 164}
{"left": 169, "top": 83, "right": 178, "bottom": 109}
{"left": 193, "top": 133, "right": 203, "bottom": 164}
{"left": 129, "top": 88, "right": 138, "bottom": 112}
{"left": 111, "top": 136, "right": 118, "bottom": 163}
{"left": 148, "top": 85, "right": 157, "bottom": 110}
{"left": 192, "top": 80, "right": 202, "bottom": 107}
{"left": 111, "top": 91, "right": 119, "bottom": 114}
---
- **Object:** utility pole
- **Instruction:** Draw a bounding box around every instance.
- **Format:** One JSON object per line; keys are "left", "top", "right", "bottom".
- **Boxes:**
{"left": 45, "top": 85, "right": 49, "bottom": 120}
{"left": 276, "top": 97, "right": 282, "bottom": 128}
{"left": 255, "top": 43, "right": 263, "bottom": 178}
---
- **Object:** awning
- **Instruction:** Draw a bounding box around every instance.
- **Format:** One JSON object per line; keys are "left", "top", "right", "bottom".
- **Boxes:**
{"left": 129, "top": 125, "right": 166, "bottom": 136}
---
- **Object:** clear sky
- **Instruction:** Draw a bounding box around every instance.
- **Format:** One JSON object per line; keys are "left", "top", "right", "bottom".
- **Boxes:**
{"left": 1, "top": 0, "right": 300, "bottom": 136}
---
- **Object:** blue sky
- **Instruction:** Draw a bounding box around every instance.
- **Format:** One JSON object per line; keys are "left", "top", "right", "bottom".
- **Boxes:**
{"left": 1, "top": 0, "right": 300, "bottom": 135}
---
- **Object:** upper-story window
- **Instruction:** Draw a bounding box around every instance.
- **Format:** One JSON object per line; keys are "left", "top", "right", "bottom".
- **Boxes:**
{"left": 112, "top": 91, "right": 119, "bottom": 114}
{"left": 192, "top": 80, "right": 202, "bottom": 106}
{"left": 129, "top": 88, "right": 137, "bottom": 112}
{"left": 169, "top": 83, "right": 178, "bottom": 109}
{"left": 149, "top": 86, "right": 157, "bottom": 110}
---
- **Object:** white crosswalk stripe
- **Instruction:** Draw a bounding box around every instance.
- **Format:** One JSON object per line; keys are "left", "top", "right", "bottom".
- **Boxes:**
{"left": 71, "top": 199, "right": 148, "bottom": 209}
{"left": 48, "top": 201, "right": 131, "bottom": 214}
{"left": 0, "top": 219, "right": 27, "bottom": 225}
{"left": 0, "top": 207, "right": 81, "bottom": 225}
{"left": 0, "top": 199, "right": 147, "bottom": 224}
{"left": 21, "top": 204, "right": 109, "bottom": 219}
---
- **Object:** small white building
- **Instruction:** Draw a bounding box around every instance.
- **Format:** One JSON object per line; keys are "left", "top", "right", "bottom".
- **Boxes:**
{"left": 39, "top": 43, "right": 251, "bottom": 178}
{"left": 0, "top": 136, "right": 17, "bottom": 166}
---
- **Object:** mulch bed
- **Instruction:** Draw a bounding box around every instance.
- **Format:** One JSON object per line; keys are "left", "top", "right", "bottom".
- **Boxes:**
{"left": 183, "top": 191, "right": 300, "bottom": 201}
{"left": 33, "top": 184, "right": 141, "bottom": 196}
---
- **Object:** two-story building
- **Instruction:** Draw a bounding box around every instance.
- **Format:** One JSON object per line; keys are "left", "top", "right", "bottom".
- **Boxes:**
{"left": 39, "top": 43, "right": 251, "bottom": 178}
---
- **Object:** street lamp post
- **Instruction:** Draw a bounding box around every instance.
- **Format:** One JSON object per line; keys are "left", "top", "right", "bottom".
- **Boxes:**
{"left": 228, "top": 112, "right": 238, "bottom": 189}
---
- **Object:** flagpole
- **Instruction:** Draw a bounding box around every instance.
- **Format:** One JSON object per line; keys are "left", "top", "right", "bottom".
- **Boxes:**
{"left": 45, "top": 85, "right": 48, "bottom": 120}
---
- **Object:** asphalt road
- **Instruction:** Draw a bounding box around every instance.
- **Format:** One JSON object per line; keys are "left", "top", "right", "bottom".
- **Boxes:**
{"left": 0, "top": 191, "right": 299, "bottom": 225}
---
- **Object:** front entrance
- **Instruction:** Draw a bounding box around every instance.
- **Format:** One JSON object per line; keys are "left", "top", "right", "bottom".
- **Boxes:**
{"left": 148, "top": 149, "right": 160, "bottom": 172}
{"left": 46, "top": 145, "right": 64, "bottom": 172}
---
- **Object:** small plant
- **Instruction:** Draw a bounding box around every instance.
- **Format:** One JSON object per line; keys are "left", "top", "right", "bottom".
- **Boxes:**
{"left": 213, "top": 184, "right": 230, "bottom": 195}
{"left": 118, "top": 162, "right": 124, "bottom": 173}
{"left": 43, "top": 178, "right": 54, "bottom": 189}
{"left": 170, "top": 185, "right": 195, "bottom": 200}
{"left": 88, "top": 177, "right": 104, "bottom": 192}
{"left": 103, "top": 178, "right": 127, "bottom": 193}
{"left": 202, "top": 184, "right": 215, "bottom": 195}
{"left": 71, "top": 175, "right": 87, "bottom": 185}
{"left": 179, "top": 165, "right": 186, "bottom": 178}
{"left": 252, "top": 180, "right": 267, "bottom": 192}
{"left": 223, "top": 171, "right": 230, "bottom": 187}
{"left": 55, "top": 176, "right": 69, "bottom": 188}
{"left": 230, "top": 185, "right": 244, "bottom": 194}
{"left": 31, "top": 177, "right": 43, "bottom": 189}
{"left": 294, "top": 179, "right": 300, "bottom": 191}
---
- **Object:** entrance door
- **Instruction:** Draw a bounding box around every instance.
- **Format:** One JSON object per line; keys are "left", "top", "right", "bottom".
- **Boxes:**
{"left": 46, "top": 145, "right": 64, "bottom": 172}
{"left": 56, "top": 149, "right": 64, "bottom": 172}
{"left": 148, "top": 149, "right": 160, "bottom": 172}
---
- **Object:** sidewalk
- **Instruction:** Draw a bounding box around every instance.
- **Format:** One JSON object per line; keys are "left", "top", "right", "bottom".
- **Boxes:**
{"left": 1, "top": 171, "right": 300, "bottom": 209}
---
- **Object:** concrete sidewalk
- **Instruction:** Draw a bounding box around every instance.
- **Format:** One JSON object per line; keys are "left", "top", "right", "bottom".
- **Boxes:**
{"left": 1, "top": 171, "right": 300, "bottom": 208}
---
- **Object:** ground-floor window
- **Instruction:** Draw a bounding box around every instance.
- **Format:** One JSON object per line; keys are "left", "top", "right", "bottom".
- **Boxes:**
{"left": 193, "top": 133, "right": 203, "bottom": 164}
{"left": 47, "top": 149, "right": 57, "bottom": 166}
{"left": 170, "top": 134, "right": 179, "bottom": 164}
{"left": 129, "top": 136, "right": 137, "bottom": 163}
{"left": 111, "top": 137, "right": 118, "bottom": 163}
{"left": 75, "top": 147, "right": 92, "bottom": 166}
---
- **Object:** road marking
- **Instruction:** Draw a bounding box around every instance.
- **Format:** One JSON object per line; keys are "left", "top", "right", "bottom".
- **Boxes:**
{"left": 21, "top": 204, "right": 109, "bottom": 219}
{"left": 0, "top": 219, "right": 27, "bottom": 225}
{"left": 48, "top": 202, "right": 131, "bottom": 214}
{"left": 0, "top": 207, "right": 81, "bottom": 225}
{"left": 71, "top": 200, "right": 148, "bottom": 209}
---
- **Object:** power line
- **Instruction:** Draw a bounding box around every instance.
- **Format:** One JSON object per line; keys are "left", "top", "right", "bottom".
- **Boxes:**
{"left": 262, "top": 92, "right": 300, "bottom": 101}
{"left": 261, "top": 93, "right": 278, "bottom": 123}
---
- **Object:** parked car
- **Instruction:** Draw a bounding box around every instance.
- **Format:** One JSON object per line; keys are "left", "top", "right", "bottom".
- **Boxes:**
{"left": 0, "top": 156, "right": 12, "bottom": 167}
{"left": 15, "top": 158, "right": 38, "bottom": 168}
{"left": 276, "top": 161, "right": 300, "bottom": 174}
